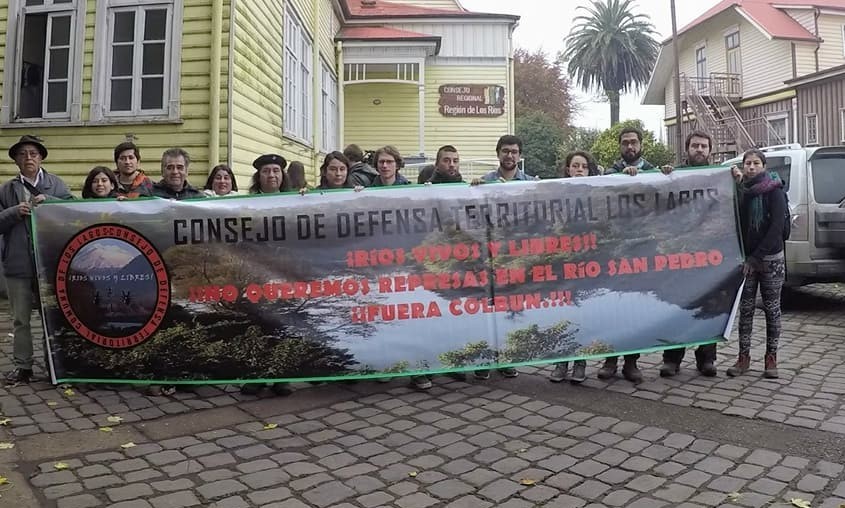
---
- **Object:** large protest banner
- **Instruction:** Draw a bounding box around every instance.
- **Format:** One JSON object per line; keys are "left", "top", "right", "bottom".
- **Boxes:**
{"left": 33, "top": 167, "right": 744, "bottom": 384}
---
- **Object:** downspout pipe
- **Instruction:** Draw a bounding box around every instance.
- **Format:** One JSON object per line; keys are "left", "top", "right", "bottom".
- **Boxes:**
{"left": 209, "top": 0, "right": 224, "bottom": 168}
{"left": 337, "top": 41, "right": 344, "bottom": 148}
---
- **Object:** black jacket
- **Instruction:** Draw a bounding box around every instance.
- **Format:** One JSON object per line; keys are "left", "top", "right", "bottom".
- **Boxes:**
{"left": 739, "top": 182, "right": 786, "bottom": 259}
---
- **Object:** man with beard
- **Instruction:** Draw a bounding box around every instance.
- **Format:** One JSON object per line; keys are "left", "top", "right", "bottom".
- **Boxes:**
{"left": 608, "top": 127, "right": 655, "bottom": 176}
{"left": 481, "top": 135, "right": 537, "bottom": 182}
{"left": 427, "top": 145, "right": 463, "bottom": 183}
{"left": 659, "top": 130, "right": 719, "bottom": 378}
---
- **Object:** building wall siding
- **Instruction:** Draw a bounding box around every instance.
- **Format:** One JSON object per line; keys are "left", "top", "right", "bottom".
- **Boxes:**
{"left": 817, "top": 14, "right": 845, "bottom": 71}
{"left": 785, "top": 8, "right": 815, "bottom": 33}
{"left": 317, "top": 0, "right": 339, "bottom": 68}
{"left": 231, "top": 0, "right": 333, "bottom": 187}
{"left": 0, "top": 0, "right": 226, "bottom": 193}
{"left": 343, "top": 82, "right": 420, "bottom": 156}
{"left": 423, "top": 64, "right": 508, "bottom": 164}
{"left": 796, "top": 76, "right": 845, "bottom": 146}
{"left": 662, "top": 12, "right": 795, "bottom": 119}
{"left": 390, "top": 22, "right": 510, "bottom": 58}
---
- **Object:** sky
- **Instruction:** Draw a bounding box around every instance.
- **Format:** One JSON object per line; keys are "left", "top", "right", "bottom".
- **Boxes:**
{"left": 460, "top": 0, "right": 723, "bottom": 140}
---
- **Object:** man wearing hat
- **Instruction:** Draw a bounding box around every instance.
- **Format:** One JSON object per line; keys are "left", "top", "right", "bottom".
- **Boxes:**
{"left": 152, "top": 147, "right": 204, "bottom": 199}
{"left": 0, "top": 135, "right": 73, "bottom": 383}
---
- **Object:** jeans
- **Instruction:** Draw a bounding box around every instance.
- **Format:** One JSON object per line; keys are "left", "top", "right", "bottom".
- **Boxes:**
{"left": 7, "top": 276, "right": 37, "bottom": 369}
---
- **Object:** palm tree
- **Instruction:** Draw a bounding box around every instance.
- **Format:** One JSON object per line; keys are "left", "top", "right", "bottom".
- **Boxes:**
{"left": 562, "top": 0, "right": 658, "bottom": 126}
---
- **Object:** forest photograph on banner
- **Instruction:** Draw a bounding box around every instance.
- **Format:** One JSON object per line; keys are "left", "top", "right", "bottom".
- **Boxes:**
{"left": 32, "top": 167, "right": 744, "bottom": 384}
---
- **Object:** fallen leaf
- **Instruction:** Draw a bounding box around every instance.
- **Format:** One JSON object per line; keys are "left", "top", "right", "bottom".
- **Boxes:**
{"left": 53, "top": 462, "right": 69, "bottom": 470}
{"left": 408, "top": 471, "right": 417, "bottom": 477}
{"left": 99, "top": 427, "right": 113, "bottom": 432}
{"left": 0, "top": 443, "right": 14, "bottom": 450}
{"left": 0, "top": 476, "right": 7, "bottom": 484}
{"left": 790, "top": 499, "right": 811, "bottom": 508}
{"left": 46, "top": 401, "right": 58, "bottom": 407}
{"left": 63, "top": 389, "right": 75, "bottom": 397}
{"left": 106, "top": 416, "right": 123, "bottom": 424}
{"left": 262, "top": 423, "right": 278, "bottom": 430}
{"left": 518, "top": 448, "right": 527, "bottom": 453}
{"left": 120, "top": 442, "right": 136, "bottom": 449}
{"left": 727, "top": 492, "right": 743, "bottom": 501}
{"left": 519, "top": 478, "right": 536, "bottom": 486}
{"left": 0, "top": 418, "right": 10, "bottom": 426}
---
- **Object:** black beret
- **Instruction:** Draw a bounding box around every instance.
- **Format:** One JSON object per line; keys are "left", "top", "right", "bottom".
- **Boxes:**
{"left": 252, "top": 154, "right": 287, "bottom": 170}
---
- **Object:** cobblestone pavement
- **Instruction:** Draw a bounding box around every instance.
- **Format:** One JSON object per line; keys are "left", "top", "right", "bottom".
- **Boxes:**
{"left": 0, "top": 284, "right": 843, "bottom": 508}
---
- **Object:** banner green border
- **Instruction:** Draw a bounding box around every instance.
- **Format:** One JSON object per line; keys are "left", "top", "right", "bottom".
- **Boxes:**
{"left": 54, "top": 337, "right": 723, "bottom": 385}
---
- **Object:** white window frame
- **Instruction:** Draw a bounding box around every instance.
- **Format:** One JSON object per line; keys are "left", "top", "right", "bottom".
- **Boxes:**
{"left": 724, "top": 30, "right": 741, "bottom": 75}
{"left": 842, "top": 24, "right": 845, "bottom": 58}
{"left": 284, "top": 6, "right": 313, "bottom": 144}
{"left": 0, "top": 0, "right": 86, "bottom": 124}
{"left": 91, "top": 0, "right": 183, "bottom": 122}
{"left": 695, "top": 43, "right": 707, "bottom": 79}
{"left": 320, "top": 61, "right": 338, "bottom": 153}
{"left": 766, "top": 112, "right": 789, "bottom": 145}
{"left": 805, "top": 113, "right": 818, "bottom": 146}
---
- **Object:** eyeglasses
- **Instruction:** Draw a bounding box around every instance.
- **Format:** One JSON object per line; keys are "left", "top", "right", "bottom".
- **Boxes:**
{"left": 499, "top": 149, "right": 520, "bottom": 156}
{"left": 16, "top": 150, "right": 41, "bottom": 159}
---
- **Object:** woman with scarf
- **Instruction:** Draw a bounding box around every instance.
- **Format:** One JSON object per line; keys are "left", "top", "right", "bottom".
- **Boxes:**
{"left": 728, "top": 149, "right": 786, "bottom": 379}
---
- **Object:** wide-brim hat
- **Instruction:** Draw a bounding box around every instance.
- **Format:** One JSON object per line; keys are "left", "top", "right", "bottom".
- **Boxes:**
{"left": 252, "top": 154, "right": 287, "bottom": 170}
{"left": 9, "top": 135, "right": 48, "bottom": 160}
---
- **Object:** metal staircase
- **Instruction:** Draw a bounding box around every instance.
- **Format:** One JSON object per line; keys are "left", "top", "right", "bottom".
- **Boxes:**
{"left": 680, "top": 73, "right": 783, "bottom": 159}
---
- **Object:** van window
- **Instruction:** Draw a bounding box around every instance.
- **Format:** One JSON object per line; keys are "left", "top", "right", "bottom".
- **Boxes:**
{"left": 766, "top": 156, "right": 791, "bottom": 191}
{"left": 810, "top": 154, "right": 845, "bottom": 204}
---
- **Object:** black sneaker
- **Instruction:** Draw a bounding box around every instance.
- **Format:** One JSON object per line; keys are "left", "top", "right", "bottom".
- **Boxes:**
{"left": 5, "top": 368, "right": 33, "bottom": 384}
{"left": 240, "top": 383, "right": 264, "bottom": 395}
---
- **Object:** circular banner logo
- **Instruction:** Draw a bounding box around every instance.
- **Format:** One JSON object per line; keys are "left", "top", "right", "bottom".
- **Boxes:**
{"left": 55, "top": 224, "right": 170, "bottom": 348}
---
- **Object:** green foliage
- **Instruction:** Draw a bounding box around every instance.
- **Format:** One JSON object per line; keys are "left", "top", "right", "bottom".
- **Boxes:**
{"left": 514, "top": 48, "right": 575, "bottom": 128}
{"left": 562, "top": 0, "right": 658, "bottom": 125}
{"left": 382, "top": 361, "right": 411, "bottom": 374}
{"left": 56, "top": 310, "right": 357, "bottom": 380}
{"left": 558, "top": 127, "right": 602, "bottom": 162}
{"left": 590, "top": 119, "right": 671, "bottom": 169}
{"left": 577, "top": 340, "right": 616, "bottom": 356}
{"left": 516, "top": 110, "right": 565, "bottom": 179}
{"left": 500, "top": 320, "right": 580, "bottom": 363}
{"left": 438, "top": 341, "right": 495, "bottom": 367}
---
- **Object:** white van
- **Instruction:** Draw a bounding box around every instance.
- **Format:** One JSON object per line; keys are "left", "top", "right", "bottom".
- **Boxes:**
{"left": 724, "top": 144, "right": 845, "bottom": 287}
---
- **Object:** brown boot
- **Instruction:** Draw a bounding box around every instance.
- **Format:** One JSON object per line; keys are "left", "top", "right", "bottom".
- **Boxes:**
{"left": 597, "top": 357, "right": 618, "bottom": 380}
{"left": 763, "top": 352, "right": 778, "bottom": 379}
{"left": 726, "top": 353, "right": 750, "bottom": 377}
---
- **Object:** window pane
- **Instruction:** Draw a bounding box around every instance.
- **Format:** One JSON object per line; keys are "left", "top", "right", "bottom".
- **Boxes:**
{"left": 26, "top": 0, "right": 44, "bottom": 5}
{"left": 51, "top": 16, "right": 71, "bottom": 46}
{"left": 46, "top": 82, "right": 67, "bottom": 113}
{"left": 110, "top": 79, "right": 132, "bottom": 111}
{"left": 113, "top": 12, "right": 136, "bottom": 43}
{"left": 112, "top": 45, "right": 134, "bottom": 77}
{"left": 141, "top": 77, "right": 163, "bottom": 109}
{"left": 142, "top": 43, "right": 165, "bottom": 75}
{"left": 54, "top": 0, "right": 73, "bottom": 3}
{"left": 48, "top": 48, "right": 69, "bottom": 79}
{"left": 144, "top": 9, "right": 167, "bottom": 40}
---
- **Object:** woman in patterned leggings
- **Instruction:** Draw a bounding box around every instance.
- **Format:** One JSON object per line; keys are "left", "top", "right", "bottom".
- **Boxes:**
{"left": 728, "top": 149, "right": 786, "bottom": 378}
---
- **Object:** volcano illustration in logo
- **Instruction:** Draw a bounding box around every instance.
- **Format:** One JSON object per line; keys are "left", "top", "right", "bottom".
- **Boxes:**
{"left": 56, "top": 225, "right": 169, "bottom": 348}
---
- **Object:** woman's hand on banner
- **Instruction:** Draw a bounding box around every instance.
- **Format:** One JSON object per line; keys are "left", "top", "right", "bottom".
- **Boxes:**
{"left": 731, "top": 165, "right": 743, "bottom": 183}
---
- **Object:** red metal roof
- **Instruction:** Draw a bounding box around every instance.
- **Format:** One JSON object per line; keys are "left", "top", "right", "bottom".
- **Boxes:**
{"left": 337, "top": 25, "right": 439, "bottom": 40}
{"left": 675, "top": 0, "right": 845, "bottom": 42}
{"left": 339, "top": 0, "right": 518, "bottom": 20}
{"left": 344, "top": 0, "right": 467, "bottom": 17}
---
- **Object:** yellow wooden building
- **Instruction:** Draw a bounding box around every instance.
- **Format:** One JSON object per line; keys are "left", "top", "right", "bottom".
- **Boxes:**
{"left": 0, "top": 0, "right": 517, "bottom": 191}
